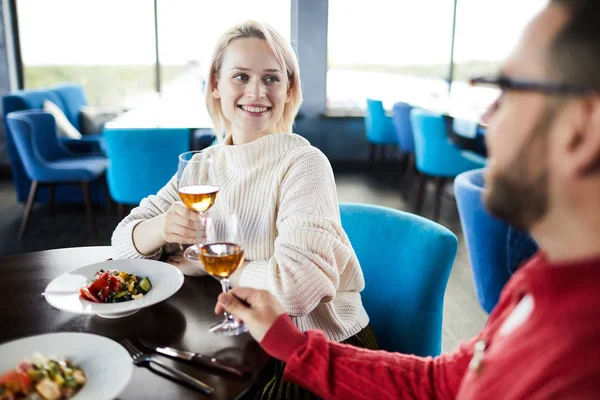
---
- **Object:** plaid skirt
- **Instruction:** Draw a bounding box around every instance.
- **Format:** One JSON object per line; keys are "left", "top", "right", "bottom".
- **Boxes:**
{"left": 252, "top": 324, "right": 378, "bottom": 399}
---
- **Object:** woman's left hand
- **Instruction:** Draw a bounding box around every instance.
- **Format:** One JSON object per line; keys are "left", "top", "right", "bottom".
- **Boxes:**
{"left": 166, "top": 254, "right": 208, "bottom": 277}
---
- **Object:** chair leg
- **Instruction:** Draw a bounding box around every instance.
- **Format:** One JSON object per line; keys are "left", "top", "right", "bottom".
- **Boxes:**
{"left": 118, "top": 203, "right": 126, "bottom": 220}
{"left": 102, "top": 179, "right": 113, "bottom": 216}
{"left": 433, "top": 177, "right": 446, "bottom": 222}
{"left": 414, "top": 174, "right": 427, "bottom": 215}
{"left": 368, "top": 144, "right": 376, "bottom": 171}
{"left": 48, "top": 184, "right": 55, "bottom": 216}
{"left": 81, "top": 181, "right": 95, "bottom": 236}
{"left": 406, "top": 153, "right": 416, "bottom": 177}
{"left": 19, "top": 180, "right": 39, "bottom": 239}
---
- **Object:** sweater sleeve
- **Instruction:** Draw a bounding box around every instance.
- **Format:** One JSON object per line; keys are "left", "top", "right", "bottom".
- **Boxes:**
{"left": 261, "top": 314, "right": 475, "bottom": 400}
{"left": 238, "top": 149, "right": 363, "bottom": 317}
{"left": 111, "top": 174, "right": 180, "bottom": 259}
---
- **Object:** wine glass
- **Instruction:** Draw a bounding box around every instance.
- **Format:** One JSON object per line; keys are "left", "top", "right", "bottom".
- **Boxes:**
{"left": 198, "top": 214, "right": 249, "bottom": 336}
{"left": 177, "top": 150, "right": 220, "bottom": 261}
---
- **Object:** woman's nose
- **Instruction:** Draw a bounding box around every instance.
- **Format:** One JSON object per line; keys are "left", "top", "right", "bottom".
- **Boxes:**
{"left": 245, "top": 79, "right": 265, "bottom": 100}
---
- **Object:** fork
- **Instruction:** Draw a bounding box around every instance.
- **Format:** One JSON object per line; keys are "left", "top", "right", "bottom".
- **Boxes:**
{"left": 121, "top": 339, "right": 214, "bottom": 395}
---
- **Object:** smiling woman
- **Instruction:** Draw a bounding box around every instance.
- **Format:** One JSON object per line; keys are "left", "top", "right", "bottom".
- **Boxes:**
{"left": 205, "top": 21, "right": 302, "bottom": 142}
{"left": 111, "top": 20, "right": 377, "bottom": 400}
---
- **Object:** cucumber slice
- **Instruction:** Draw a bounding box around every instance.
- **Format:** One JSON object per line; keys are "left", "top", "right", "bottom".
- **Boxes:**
{"left": 138, "top": 277, "right": 152, "bottom": 294}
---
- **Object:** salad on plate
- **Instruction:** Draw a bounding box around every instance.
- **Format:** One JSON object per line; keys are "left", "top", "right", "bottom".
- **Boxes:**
{"left": 0, "top": 353, "right": 86, "bottom": 400}
{"left": 79, "top": 269, "right": 152, "bottom": 304}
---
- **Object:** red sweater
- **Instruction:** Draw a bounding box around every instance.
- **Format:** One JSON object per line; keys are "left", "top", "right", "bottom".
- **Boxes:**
{"left": 261, "top": 253, "right": 600, "bottom": 399}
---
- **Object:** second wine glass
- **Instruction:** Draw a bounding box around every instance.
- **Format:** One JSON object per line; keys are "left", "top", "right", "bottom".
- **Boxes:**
{"left": 177, "top": 150, "right": 219, "bottom": 261}
{"left": 198, "top": 214, "right": 249, "bottom": 336}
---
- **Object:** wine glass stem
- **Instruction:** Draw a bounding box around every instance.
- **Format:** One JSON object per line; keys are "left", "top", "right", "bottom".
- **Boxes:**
{"left": 220, "top": 278, "right": 235, "bottom": 322}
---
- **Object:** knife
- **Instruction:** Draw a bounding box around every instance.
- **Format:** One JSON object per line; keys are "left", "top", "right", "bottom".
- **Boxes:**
{"left": 139, "top": 338, "right": 251, "bottom": 377}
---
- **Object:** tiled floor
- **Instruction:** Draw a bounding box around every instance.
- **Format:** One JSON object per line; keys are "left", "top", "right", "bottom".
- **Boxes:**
{"left": 0, "top": 168, "right": 488, "bottom": 352}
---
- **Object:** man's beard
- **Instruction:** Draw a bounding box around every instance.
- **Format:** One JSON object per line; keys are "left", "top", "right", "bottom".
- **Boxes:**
{"left": 483, "top": 107, "right": 555, "bottom": 231}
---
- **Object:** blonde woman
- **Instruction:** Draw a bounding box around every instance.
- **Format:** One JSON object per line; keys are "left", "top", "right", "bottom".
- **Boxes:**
{"left": 111, "top": 21, "right": 377, "bottom": 399}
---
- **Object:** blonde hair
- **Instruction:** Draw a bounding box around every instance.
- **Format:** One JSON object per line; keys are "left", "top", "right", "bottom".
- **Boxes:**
{"left": 205, "top": 20, "right": 303, "bottom": 136}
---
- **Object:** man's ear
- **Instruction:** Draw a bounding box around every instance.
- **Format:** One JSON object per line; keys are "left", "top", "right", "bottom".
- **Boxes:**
{"left": 568, "top": 96, "right": 600, "bottom": 175}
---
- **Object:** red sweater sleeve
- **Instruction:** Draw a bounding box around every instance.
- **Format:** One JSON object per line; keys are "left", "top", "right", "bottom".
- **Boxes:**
{"left": 261, "top": 315, "right": 476, "bottom": 400}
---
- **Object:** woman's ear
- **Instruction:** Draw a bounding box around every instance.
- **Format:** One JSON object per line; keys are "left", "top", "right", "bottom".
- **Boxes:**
{"left": 211, "top": 75, "right": 221, "bottom": 99}
{"left": 285, "top": 82, "right": 292, "bottom": 104}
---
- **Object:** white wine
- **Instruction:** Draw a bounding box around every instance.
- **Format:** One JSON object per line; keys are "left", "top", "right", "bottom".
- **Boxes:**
{"left": 198, "top": 242, "right": 244, "bottom": 278}
{"left": 179, "top": 185, "right": 219, "bottom": 213}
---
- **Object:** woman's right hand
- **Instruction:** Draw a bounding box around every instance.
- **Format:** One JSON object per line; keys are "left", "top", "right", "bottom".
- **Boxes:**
{"left": 162, "top": 201, "right": 200, "bottom": 244}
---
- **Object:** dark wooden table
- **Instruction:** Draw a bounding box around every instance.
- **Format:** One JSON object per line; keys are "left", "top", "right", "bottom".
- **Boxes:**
{"left": 0, "top": 246, "right": 271, "bottom": 400}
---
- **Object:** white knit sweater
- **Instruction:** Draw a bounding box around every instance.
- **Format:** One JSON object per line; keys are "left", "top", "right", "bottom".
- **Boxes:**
{"left": 111, "top": 133, "right": 369, "bottom": 341}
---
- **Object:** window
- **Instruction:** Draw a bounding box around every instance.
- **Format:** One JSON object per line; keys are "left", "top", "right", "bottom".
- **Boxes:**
{"left": 17, "top": 0, "right": 156, "bottom": 107}
{"left": 156, "top": 0, "right": 291, "bottom": 108}
{"left": 327, "top": 0, "right": 454, "bottom": 111}
{"left": 451, "top": 0, "right": 548, "bottom": 114}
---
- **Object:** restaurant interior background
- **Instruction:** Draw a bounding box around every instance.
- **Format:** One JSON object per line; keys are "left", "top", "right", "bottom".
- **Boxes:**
{"left": 0, "top": 0, "right": 546, "bottom": 353}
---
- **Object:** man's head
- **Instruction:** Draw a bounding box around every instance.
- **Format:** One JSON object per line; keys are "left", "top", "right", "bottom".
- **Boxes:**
{"left": 483, "top": 0, "right": 600, "bottom": 232}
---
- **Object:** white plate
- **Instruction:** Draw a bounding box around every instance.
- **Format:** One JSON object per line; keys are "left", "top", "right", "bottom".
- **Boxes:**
{"left": 0, "top": 332, "right": 133, "bottom": 400}
{"left": 44, "top": 259, "right": 184, "bottom": 318}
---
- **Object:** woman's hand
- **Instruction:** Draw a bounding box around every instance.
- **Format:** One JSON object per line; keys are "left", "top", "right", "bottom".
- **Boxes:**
{"left": 166, "top": 254, "right": 208, "bottom": 277}
{"left": 162, "top": 202, "right": 200, "bottom": 245}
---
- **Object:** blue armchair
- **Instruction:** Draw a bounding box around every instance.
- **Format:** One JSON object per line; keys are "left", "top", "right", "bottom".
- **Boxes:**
{"left": 103, "top": 128, "right": 190, "bottom": 217}
{"left": 2, "top": 84, "right": 106, "bottom": 204}
{"left": 6, "top": 110, "right": 108, "bottom": 238}
{"left": 365, "top": 99, "right": 399, "bottom": 170}
{"left": 340, "top": 203, "right": 458, "bottom": 356}
{"left": 454, "top": 168, "right": 512, "bottom": 313}
{"left": 410, "top": 108, "right": 486, "bottom": 221}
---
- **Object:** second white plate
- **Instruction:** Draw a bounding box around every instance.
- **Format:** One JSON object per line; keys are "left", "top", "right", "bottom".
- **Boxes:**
{"left": 0, "top": 332, "right": 133, "bottom": 400}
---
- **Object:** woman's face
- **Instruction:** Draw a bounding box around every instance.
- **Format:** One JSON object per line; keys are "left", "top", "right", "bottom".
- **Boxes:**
{"left": 212, "top": 38, "right": 290, "bottom": 139}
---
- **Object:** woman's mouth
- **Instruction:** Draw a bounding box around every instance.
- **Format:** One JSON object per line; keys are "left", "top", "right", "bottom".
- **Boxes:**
{"left": 238, "top": 105, "right": 272, "bottom": 115}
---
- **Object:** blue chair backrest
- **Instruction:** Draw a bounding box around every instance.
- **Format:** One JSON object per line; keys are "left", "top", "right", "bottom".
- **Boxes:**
{"left": 340, "top": 203, "right": 458, "bottom": 356}
{"left": 454, "top": 169, "right": 511, "bottom": 313}
{"left": 365, "top": 99, "right": 399, "bottom": 145}
{"left": 5, "top": 110, "right": 72, "bottom": 182}
{"left": 392, "top": 102, "right": 415, "bottom": 153}
{"left": 49, "top": 83, "right": 89, "bottom": 131}
{"left": 104, "top": 128, "right": 190, "bottom": 204}
{"left": 410, "top": 108, "right": 484, "bottom": 177}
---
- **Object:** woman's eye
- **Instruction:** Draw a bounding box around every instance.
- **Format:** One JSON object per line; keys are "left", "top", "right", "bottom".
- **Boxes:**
{"left": 234, "top": 74, "right": 249, "bottom": 81}
{"left": 264, "top": 76, "right": 279, "bottom": 83}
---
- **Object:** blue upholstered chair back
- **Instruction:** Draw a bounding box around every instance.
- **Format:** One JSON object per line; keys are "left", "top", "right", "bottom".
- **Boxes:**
{"left": 410, "top": 108, "right": 485, "bottom": 177}
{"left": 340, "top": 203, "right": 457, "bottom": 356}
{"left": 454, "top": 169, "right": 512, "bottom": 313}
{"left": 392, "top": 102, "right": 415, "bottom": 153}
{"left": 365, "top": 99, "right": 399, "bottom": 145}
{"left": 6, "top": 111, "right": 55, "bottom": 182}
{"left": 6, "top": 110, "right": 106, "bottom": 184}
{"left": 104, "top": 128, "right": 190, "bottom": 205}
{"left": 49, "top": 84, "right": 89, "bottom": 132}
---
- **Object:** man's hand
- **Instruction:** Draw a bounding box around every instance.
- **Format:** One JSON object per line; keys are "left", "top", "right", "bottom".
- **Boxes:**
{"left": 215, "top": 288, "right": 285, "bottom": 342}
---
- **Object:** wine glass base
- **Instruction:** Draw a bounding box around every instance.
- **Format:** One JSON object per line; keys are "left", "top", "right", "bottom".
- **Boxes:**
{"left": 183, "top": 245, "right": 201, "bottom": 262}
{"left": 209, "top": 319, "right": 248, "bottom": 336}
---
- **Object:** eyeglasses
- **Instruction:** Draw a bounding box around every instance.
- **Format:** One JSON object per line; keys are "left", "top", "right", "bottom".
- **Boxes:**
{"left": 470, "top": 75, "right": 595, "bottom": 96}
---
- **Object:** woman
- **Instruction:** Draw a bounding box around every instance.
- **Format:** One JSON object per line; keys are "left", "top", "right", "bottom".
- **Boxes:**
{"left": 111, "top": 20, "right": 377, "bottom": 398}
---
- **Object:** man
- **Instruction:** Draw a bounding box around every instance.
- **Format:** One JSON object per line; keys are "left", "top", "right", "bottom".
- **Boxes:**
{"left": 215, "top": 0, "right": 600, "bottom": 398}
